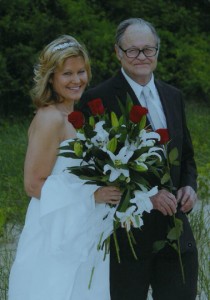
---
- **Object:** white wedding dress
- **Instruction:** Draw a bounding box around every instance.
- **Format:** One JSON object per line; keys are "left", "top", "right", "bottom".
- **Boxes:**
{"left": 9, "top": 140, "right": 112, "bottom": 300}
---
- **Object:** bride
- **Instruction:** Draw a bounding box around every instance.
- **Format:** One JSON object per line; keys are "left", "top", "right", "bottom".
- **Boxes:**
{"left": 8, "top": 35, "right": 122, "bottom": 300}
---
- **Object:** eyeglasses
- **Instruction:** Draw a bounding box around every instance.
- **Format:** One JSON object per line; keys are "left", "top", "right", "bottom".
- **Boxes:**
{"left": 119, "top": 45, "right": 158, "bottom": 58}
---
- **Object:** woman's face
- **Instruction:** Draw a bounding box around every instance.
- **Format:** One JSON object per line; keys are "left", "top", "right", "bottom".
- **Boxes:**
{"left": 52, "top": 56, "right": 88, "bottom": 103}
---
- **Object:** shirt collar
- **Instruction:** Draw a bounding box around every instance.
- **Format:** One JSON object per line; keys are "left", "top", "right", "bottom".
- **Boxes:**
{"left": 121, "top": 67, "right": 156, "bottom": 98}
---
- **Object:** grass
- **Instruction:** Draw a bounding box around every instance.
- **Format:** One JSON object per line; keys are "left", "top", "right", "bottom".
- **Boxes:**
{"left": 0, "top": 101, "right": 210, "bottom": 299}
{"left": 0, "top": 118, "right": 29, "bottom": 300}
{"left": 189, "top": 197, "right": 210, "bottom": 300}
{"left": 186, "top": 102, "right": 210, "bottom": 176}
{"left": 0, "top": 119, "right": 29, "bottom": 234}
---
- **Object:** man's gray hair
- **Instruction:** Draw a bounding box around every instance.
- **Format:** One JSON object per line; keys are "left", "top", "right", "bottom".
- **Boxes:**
{"left": 115, "top": 18, "right": 160, "bottom": 48}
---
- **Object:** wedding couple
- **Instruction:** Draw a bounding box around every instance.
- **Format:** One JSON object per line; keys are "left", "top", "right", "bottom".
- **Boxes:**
{"left": 8, "top": 18, "right": 198, "bottom": 300}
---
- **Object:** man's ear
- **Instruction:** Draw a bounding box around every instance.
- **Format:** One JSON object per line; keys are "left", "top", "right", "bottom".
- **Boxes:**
{"left": 115, "top": 44, "right": 123, "bottom": 61}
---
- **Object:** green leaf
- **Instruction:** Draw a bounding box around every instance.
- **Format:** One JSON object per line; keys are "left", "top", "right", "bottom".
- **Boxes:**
{"left": 139, "top": 115, "right": 147, "bottom": 130}
{"left": 169, "top": 147, "right": 179, "bottom": 164}
{"left": 116, "top": 188, "right": 131, "bottom": 213}
{"left": 171, "top": 160, "right": 180, "bottom": 166}
{"left": 89, "top": 116, "right": 95, "bottom": 127}
{"left": 111, "top": 111, "right": 119, "bottom": 127}
{"left": 153, "top": 240, "right": 166, "bottom": 252}
{"left": 91, "top": 146, "right": 109, "bottom": 160}
{"left": 130, "top": 164, "right": 148, "bottom": 172}
{"left": 161, "top": 172, "right": 170, "bottom": 184}
{"left": 58, "top": 152, "right": 78, "bottom": 159}
{"left": 169, "top": 242, "right": 178, "bottom": 252}
{"left": 84, "top": 123, "right": 96, "bottom": 138}
{"left": 74, "top": 142, "right": 83, "bottom": 157}
{"left": 167, "top": 219, "right": 183, "bottom": 240}
{"left": 107, "top": 137, "right": 117, "bottom": 153}
{"left": 131, "top": 147, "right": 150, "bottom": 160}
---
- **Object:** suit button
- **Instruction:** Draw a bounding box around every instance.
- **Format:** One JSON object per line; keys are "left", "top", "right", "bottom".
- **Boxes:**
{"left": 188, "top": 243, "right": 192, "bottom": 247}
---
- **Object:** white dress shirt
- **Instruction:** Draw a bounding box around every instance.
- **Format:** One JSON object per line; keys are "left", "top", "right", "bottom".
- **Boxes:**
{"left": 121, "top": 68, "right": 167, "bottom": 129}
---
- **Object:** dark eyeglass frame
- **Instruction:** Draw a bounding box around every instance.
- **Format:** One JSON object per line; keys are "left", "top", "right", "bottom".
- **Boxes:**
{"left": 119, "top": 45, "right": 158, "bottom": 58}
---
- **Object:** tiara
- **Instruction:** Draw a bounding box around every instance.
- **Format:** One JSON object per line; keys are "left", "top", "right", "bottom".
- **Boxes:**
{"left": 52, "top": 42, "right": 77, "bottom": 52}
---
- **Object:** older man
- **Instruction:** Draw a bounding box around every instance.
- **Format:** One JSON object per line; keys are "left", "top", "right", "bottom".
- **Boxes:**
{"left": 79, "top": 18, "right": 198, "bottom": 300}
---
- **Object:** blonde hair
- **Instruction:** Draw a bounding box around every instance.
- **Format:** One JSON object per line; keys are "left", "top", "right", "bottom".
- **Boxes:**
{"left": 31, "top": 35, "right": 91, "bottom": 108}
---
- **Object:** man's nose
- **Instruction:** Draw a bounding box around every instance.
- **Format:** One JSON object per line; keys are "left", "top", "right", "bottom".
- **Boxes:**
{"left": 136, "top": 50, "right": 147, "bottom": 59}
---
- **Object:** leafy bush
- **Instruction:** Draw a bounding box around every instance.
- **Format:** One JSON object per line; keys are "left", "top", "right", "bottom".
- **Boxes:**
{"left": 0, "top": 0, "right": 210, "bottom": 115}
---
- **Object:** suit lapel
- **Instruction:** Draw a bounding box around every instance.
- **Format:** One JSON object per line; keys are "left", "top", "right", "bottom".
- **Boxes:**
{"left": 112, "top": 71, "right": 140, "bottom": 105}
{"left": 155, "top": 80, "right": 175, "bottom": 134}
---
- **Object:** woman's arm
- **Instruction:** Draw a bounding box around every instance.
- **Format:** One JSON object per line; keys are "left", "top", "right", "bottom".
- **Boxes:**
{"left": 24, "top": 107, "right": 64, "bottom": 199}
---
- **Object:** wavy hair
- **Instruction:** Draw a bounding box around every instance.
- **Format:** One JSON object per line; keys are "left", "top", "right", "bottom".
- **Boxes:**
{"left": 30, "top": 35, "right": 91, "bottom": 108}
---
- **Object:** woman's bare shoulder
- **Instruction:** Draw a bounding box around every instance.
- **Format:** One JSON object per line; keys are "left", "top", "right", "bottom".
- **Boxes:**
{"left": 28, "top": 105, "right": 64, "bottom": 137}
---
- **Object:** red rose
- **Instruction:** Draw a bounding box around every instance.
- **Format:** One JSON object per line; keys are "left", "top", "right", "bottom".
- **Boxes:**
{"left": 155, "top": 128, "right": 170, "bottom": 144}
{"left": 68, "top": 111, "right": 85, "bottom": 129}
{"left": 129, "top": 105, "right": 148, "bottom": 123}
{"left": 87, "top": 98, "right": 105, "bottom": 116}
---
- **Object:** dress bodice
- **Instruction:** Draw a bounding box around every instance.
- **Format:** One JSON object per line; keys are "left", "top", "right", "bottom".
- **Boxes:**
{"left": 51, "top": 139, "right": 81, "bottom": 175}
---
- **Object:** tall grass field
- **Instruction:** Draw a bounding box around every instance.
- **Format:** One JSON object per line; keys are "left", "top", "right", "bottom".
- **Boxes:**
{"left": 0, "top": 102, "right": 210, "bottom": 299}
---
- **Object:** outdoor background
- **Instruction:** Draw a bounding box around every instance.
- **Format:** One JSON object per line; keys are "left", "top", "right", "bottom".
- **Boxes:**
{"left": 0, "top": 0, "right": 210, "bottom": 299}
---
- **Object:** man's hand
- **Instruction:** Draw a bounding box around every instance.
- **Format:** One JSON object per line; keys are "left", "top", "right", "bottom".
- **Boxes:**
{"left": 177, "top": 186, "right": 197, "bottom": 213}
{"left": 150, "top": 189, "right": 177, "bottom": 216}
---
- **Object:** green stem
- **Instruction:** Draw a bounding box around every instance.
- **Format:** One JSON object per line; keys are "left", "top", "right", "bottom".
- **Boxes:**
{"left": 113, "top": 228, "right": 121, "bottom": 263}
{"left": 129, "top": 229, "right": 137, "bottom": 245}
{"left": 97, "top": 232, "right": 104, "bottom": 251}
{"left": 173, "top": 215, "right": 185, "bottom": 284}
{"left": 103, "top": 236, "right": 110, "bottom": 261}
{"left": 166, "top": 144, "right": 185, "bottom": 284}
{"left": 88, "top": 267, "right": 95, "bottom": 289}
{"left": 126, "top": 230, "right": 138, "bottom": 260}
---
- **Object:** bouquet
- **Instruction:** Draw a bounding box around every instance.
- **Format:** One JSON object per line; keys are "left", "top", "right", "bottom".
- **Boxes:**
{"left": 60, "top": 98, "right": 164, "bottom": 252}
{"left": 59, "top": 97, "right": 184, "bottom": 284}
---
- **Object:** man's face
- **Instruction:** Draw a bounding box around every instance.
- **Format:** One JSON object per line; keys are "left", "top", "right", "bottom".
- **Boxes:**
{"left": 115, "top": 24, "right": 159, "bottom": 85}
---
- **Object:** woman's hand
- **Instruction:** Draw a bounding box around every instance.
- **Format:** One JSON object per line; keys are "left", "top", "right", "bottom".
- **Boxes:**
{"left": 94, "top": 186, "right": 122, "bottom": 205}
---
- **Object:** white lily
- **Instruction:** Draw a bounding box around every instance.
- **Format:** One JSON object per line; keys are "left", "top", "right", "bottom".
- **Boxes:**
{"left": 76, "top": 132, "right": 86, "bottom": 141}
{"left": 91, "top": 121, "right": 109, "bottom": 147}
{"left": 116, "top": 206, "right": 138, "bottom": 231}
{"left": 136, "top": 146, "right": 163, "bottom": 164}
{"left": 103, "top": 146, "right": 134, "bottom": 182}
{"left": 130, "top": 186, "right": 158, "bottom": 214}
{"left": 139, "top": 129, "right": 160, "bottom": 142}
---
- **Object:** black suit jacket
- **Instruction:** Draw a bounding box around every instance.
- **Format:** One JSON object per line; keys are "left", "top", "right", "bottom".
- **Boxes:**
{"left": 79, "top": 70, "right": 197, "bottom": 256}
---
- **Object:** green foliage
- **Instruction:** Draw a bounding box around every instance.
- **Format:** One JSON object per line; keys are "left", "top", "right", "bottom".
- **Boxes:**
{"left": 185, "top": 101, "right": 210, "bottom": 297}
{"left": 188, "top": 196, "right": 210, "bottom": 299}
{"left": 0, "top": 0, "right": 210, "bottom": 114}
{"left": 160, "top": 34, "right": 210, "bottom": 101}
{"left": 0, "top": 119, "right": 29, "bottom": 232}
{"left": 185, "top": 102, "right": 210, "bottom": 177}
{"left": 59, "top": 0, "right": 116, "bottom": 83}
{"left": 0, "top": 0, "right": 116, "bottom": 116}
